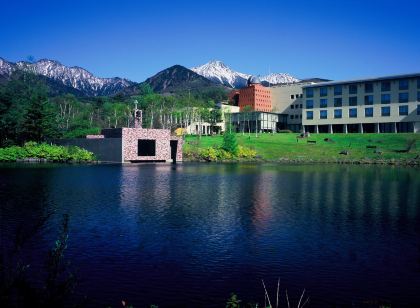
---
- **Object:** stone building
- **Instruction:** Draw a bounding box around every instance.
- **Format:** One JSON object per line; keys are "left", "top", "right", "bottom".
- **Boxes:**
{"left": 55, "top": 104, "right": 183, "bottom": 163}
{"left": 56, "top": 128, "right": 183, "bottom": 163}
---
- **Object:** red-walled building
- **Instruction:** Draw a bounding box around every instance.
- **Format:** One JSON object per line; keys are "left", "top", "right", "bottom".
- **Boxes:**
{"left": 228, "top": 76, "right": 272, "bottom": 112}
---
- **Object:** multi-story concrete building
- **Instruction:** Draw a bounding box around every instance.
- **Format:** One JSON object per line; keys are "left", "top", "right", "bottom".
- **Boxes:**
{"left": 229, "top": 77, "right": 328, "bottom": 132}
{"left": 270, "top": 79, "right": 329, "bottom": 132}
{"left": 302, "top": 73, "right": 420, "bottom": 133}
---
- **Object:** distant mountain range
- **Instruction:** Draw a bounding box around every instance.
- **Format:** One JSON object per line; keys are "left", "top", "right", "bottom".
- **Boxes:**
{"left": 0, "top": 57, "right": 301, "bottom": 97}
{"left": 0, "top": 58, "right": 135, "bottom": 96}
{"left": 191, "top": 60, "right": 299, "bottom": 88}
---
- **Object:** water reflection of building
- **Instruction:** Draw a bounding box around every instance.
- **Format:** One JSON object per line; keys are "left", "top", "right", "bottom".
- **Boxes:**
{"left": 296, "top": 166, "right": 419, "bottom": 233}
{"left": 251, "top": 171, "right": 274, "bottom": 231}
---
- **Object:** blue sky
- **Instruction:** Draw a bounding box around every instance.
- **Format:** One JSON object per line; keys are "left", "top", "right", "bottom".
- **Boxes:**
{"left": 1, "top": 0, "right": 419, "bottom": 82}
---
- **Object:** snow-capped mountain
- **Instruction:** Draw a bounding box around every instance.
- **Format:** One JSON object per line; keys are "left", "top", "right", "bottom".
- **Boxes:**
{"left": 191, "top": 60, "right": 249, "bottom": 88}
{"left": 191, "top": 60, "right": 299, "bottom": 88}
{"left": 0, "top": 57, "right": 135, "bottom": 96}
{"left": 260, "top": 73, "right": 299, "bottom": 85}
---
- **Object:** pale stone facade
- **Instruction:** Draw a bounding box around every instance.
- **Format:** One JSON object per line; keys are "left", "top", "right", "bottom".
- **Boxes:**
{"left": 100, "top": 128, "right": 183, "bottom": 163}
{"left": 302, "top": 73, "right": 420, "bottom": 133}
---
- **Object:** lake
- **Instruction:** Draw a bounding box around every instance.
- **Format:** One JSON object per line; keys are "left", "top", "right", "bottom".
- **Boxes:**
{"left": 1, "top": 163, "right": 419, "bottom": 307}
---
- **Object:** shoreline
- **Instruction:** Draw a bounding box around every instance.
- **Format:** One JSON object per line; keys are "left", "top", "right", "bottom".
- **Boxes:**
{"left": 183, "top": 157, "right": 420, "bottom": 166}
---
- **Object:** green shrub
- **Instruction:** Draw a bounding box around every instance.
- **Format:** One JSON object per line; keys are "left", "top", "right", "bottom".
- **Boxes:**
{"left": 200, "top": 147, "right": 218, "bottom": 161}
{"left": 0, "top": 142, "right": 95, "bottom": 162}
{"left": 237, "top": 145, "right": 257, "bottom": 158}
{"left": 196, "top": 145, "right": 256, "bottom": 161}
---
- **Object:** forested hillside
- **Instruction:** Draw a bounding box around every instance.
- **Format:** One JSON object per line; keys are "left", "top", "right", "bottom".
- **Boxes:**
{"left": 0, "top": 72, "right": 227, "bottom": 147}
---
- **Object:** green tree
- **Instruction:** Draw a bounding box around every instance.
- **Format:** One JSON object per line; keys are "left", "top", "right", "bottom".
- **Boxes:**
{"left": 222, "top": 129, "right": 238, "bottom": 155}
{"left": 22, "top": 85, "right": 59, "bottom": 142}
{"left": 0, "top": 71, "right": 60, "bottom": 145}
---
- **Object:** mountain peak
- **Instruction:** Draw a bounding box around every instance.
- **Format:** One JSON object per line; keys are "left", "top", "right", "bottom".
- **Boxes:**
{"left": 191, "top": 60, "right": 249, "bottom": 88}
{"left": 142, "top": 64, "right": 225, "bottom": 93}
{"left": 207, "top": 60, "right": 227, "bottom": 67}
{"left": 192, "top": 60, "right": 299, "bottom": 88}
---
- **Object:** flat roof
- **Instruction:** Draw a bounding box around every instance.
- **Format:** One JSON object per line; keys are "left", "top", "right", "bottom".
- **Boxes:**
{"left": 302, "top": 73, "right": 420, "bottom": 88}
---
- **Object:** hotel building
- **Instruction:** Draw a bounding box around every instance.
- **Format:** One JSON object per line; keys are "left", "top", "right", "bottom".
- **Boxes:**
{"left": 270, "top": 79, "right": 328, "bottom": 132}
{"left": 302, "top": 73, "right": 420, "bottom": 133}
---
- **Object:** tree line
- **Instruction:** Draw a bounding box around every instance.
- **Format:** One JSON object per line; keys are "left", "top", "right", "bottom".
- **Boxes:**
{"left": 0, "top": 72, "right": 226, "bottom": 147}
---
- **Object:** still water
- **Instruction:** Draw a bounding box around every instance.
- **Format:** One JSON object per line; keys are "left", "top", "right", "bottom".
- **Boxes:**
{"left": 1, "top": 163, "right": 419, "bottom": 307}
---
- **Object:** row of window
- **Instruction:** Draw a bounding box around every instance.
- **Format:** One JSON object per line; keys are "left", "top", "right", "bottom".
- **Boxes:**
{"left": 290, "top": 94, "right": 303, "bottom": 99}
{"left": 290, "top": 114, "right": 303, "bottom": 120}
{"left": 306, "top": 105, "right": 419, "bottom": 120}
{"left": 305, "top": 92, "right": 419, "bottom": 108}
{"left": 291, "top": 104, "right": 303, "bottom": 109}
{"left": 305, "top": 78, "right": 420, "bottom": 98}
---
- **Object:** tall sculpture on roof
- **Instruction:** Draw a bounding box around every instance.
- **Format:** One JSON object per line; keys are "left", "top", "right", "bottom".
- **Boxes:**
{"left": 133, "top": 100, "right": 142, "bottom": 128}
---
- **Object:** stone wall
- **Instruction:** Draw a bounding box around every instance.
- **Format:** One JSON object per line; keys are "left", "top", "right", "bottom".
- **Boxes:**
{"left": 121, "top": 128, "right": 171, "bottom": 162}
{"left": 171, "top": 136, "right": 184, "bottom": 162}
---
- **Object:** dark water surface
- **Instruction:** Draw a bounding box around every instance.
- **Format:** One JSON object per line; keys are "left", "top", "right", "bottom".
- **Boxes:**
{"left": 1, "top": 163, "right": 419, "bottom": 307}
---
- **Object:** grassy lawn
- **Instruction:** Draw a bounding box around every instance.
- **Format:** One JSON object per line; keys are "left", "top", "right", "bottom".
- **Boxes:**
{"left": 184, "top": 133, "right": 420, "bottom": 162}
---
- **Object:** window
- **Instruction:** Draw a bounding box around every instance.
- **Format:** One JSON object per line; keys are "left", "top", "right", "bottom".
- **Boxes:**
{"left": 365, "top": 83, "right": 373, "bottom": 93}
{"left": 138, "top": 139, "right": 156, "bottom": 156}
{"left": 291, "top": 95, "right": 294, "bottom": 99}
{"left": 418, "top": 92, "right": 420, "bottom": 101}
{"left": 320, "top": 98, "right": 328, "bottom": 108}
{"left": 349, "top": 96, "right": 358, "bottom": 106}
{"left": 299, "top": 104, "right": 303, "bottom": 108}
{"left": 399, "top": 105, "right": 408, "bottom": 116}
{"left": 291, "top": 105, "right": 294, "bottom": 109}
{"left": 334, "top": 109, "right": 342, "bottom": 118}
{"left": 334, "top": 97, "right": 342, "bottom": 107}
{"left": 418, "top": 105, "right": 420, "bottom": 115}
{"left": 381, "top": 94, "right": 390, "bottom": 104}
{"left": 320, "top": 87, "right": 328, "bottom": 97}
{"left": 381, "top": 106, "right": 390, "bottom": 116}
{"left": 417, "top": 78, "right": 420, "bottom": 89}
{"left": 349, "top": 108, "right": 357, "bottom": 118}
{"left": 399, "top": 92, "right": 409, "bottom": 103}
{"left": 334, "top": 85, "right": 342, "bottom": 96}
{"left": 349, "top": 84, "right": 358, "bottom": 94}
{"left": 381, "top": 81, "right": 391, "bottom": 92}
{"left": 320, "top": 110, "right": 328, "bottom": 119}
{"left": 300, "top": 94, "right": 303, "bottom": 98}
{"left": 306, "top": 88, "right": 313, "bottom": 98}
{"left": 290, "top": 115, "right": 294, "bottom": 119}
{"left": 306, "top": 111, "right": 313, "bottom": 119}
{"left": 306, "top": 100, "right": 314, "bottom": 109}
{"left": 399, "top": 79, "right": 409, "bottom": 90}
{"left": 364, "top": 95, "right": 374, "bottom": 105}
{"left": 365, "top": 107, "right": 373, "bottom": 117}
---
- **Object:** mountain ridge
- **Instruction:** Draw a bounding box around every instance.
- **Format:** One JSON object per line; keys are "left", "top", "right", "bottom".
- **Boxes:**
{"left": 1, "top": 57, "right": 301, "bottom": 98}
{"left": 0, "top": 57, "right": 136, "bottom": 96}
{"left": 191, "top": 60, "right": 300, "bottom": 88}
